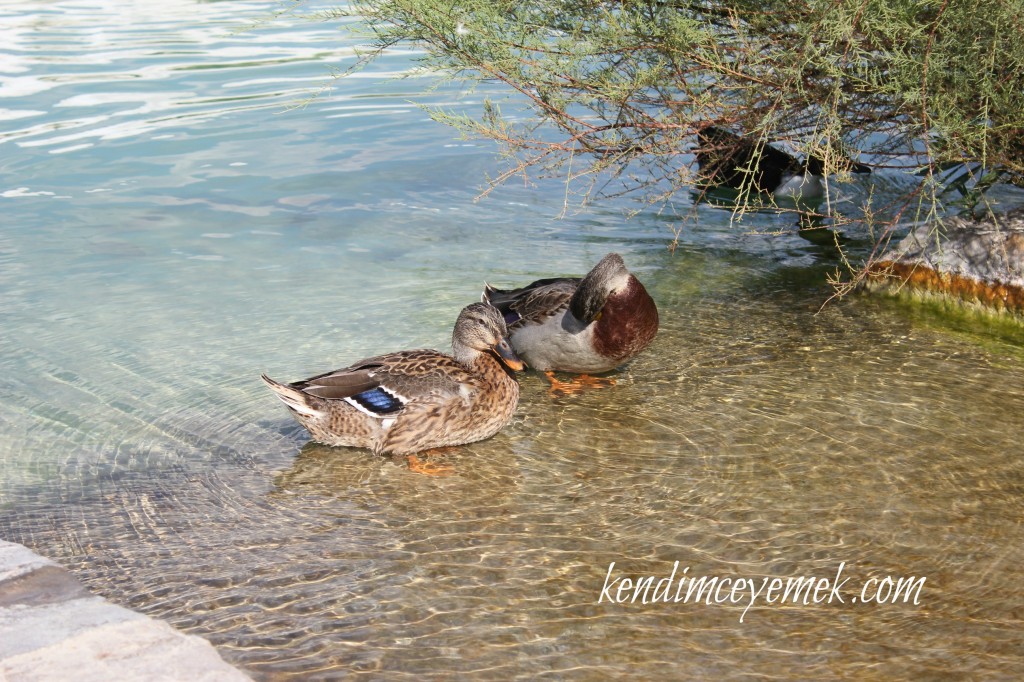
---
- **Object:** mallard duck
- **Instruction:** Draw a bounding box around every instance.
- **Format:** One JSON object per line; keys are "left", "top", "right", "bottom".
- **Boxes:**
{"left": 482, "top": 253, "right": 658, "bottom": 393}
{"left": 696, "top": 126, "right": 870, "bottom": 202}
{"left": 261, "top": 303, "right": 523, "bottom": 467}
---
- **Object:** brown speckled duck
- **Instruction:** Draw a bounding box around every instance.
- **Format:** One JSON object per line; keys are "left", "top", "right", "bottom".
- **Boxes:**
{"left": 483, "top": 253, "right": 658, "bottom": 393}
{"left": 261, "top": 303, "right": 523, "bottom": 468}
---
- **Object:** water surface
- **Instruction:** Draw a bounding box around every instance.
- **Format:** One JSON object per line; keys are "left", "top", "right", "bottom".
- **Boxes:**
{"left": 2, "top": 1, "right": 1023, "bottom": 680}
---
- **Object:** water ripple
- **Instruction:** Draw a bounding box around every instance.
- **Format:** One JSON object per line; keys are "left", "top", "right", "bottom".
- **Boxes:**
{"left": 0, "top": 0, "right": 410, "bottom": 154}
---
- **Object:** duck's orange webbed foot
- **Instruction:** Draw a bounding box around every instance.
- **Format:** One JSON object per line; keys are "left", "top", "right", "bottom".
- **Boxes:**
{"left": 544, "top": 371, "right": 616, "bottom": 397}
{"left": 406, "top": 450, "right": 455, "bottom": 476}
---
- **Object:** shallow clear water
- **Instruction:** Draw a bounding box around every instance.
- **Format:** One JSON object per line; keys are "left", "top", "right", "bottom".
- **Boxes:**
{"left": 2, "top": 1, "right": 1024, "bottom": 680}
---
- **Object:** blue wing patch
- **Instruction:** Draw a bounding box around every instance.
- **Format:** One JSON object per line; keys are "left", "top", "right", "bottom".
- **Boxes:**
{"left": 349, "top": 387, "right": 404, "bottom": 415}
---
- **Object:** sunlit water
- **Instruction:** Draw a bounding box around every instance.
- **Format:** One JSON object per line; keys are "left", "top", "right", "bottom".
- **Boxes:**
{"left": 2, "top": 1, "right": 1024, "bottom": 680}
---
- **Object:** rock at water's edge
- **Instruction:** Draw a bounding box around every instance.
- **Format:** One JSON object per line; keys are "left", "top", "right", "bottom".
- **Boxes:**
{"left": 865, "top": 207, "right": 1024, "bottom": 318}
{"left": 0, "top": 540, "right": 252, "bottom": 681}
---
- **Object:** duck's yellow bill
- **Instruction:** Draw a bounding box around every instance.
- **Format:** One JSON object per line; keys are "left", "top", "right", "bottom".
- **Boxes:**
{"left": 492, "top": 338, "right": 525, "bottom": 371}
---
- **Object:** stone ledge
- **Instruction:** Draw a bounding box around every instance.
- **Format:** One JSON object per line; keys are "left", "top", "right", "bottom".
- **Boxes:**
{"left": 865, "top": 207, "right": 1024, "bottom": 319}
{"left": 0, "top": 540, "right": 251, "bottom": 682}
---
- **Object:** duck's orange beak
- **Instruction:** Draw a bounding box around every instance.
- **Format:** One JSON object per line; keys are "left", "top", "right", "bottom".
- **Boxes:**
{"left": 492, "top": 337, "right": 525, "bottom": 371}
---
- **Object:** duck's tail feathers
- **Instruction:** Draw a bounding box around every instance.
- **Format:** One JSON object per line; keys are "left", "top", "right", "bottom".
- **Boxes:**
{"left": 481, "top": 282, "right": 498, "bottom": 304}
{"left": 260, "top": 374, "right": 322, "bottom": 418}
{"left": 482, "top": 282, "right": 523, "bottom": 308}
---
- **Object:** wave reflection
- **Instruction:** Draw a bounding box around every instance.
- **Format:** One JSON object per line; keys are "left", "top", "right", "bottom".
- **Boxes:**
{"left": 0, "top": 0, "right": 406, "bottom": 152}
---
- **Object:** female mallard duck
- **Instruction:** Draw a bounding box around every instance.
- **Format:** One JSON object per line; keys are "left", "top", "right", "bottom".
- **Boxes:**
{"left": 482, "top": 253, "right": 658, "bottom": 393}
{"left": 696, "top": 125, "right": 870, "bottom": 202}
{"left": 261, "top": 303, "right": 523, "bottom": 468}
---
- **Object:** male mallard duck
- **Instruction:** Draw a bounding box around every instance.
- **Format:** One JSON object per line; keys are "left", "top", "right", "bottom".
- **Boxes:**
{"left": 696, "top": 126, "right": 870, "bottom": 202}
{"left": 482, "top": 253, "right": 658, "bottom": 393}
{"left": 261, "top": 303, "right": 523, "bottom": 470}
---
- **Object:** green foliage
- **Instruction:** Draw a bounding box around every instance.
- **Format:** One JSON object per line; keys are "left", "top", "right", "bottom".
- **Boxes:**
{"left": 312, "top": 0, "right": 1024, "bottom": 270}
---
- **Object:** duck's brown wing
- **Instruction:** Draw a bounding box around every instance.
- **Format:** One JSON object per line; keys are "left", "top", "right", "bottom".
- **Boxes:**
{"left": 483, "top": 277, "right": 580, "bottom": 329}
{"left": 290, "top": 350, "right": 470, "bottom": 415}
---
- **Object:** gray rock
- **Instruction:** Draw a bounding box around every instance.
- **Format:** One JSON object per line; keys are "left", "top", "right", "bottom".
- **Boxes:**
{"left": 866, "top": 207, "right": 1024, "bottom": 316}
{"left": 0, "top": 540, "right": 251, "bottom": 681}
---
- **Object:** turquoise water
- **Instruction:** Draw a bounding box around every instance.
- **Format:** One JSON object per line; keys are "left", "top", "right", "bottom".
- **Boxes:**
{"left": 2, "top": 1, "right": 1024, "bottom": 679}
